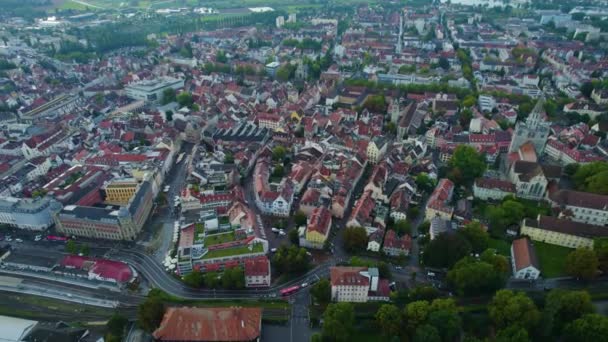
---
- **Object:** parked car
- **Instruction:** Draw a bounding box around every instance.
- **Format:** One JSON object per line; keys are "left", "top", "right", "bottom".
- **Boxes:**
{"left": 271, "top": 228, "right": 279, "bottom": 233}
{"left": 301, "top": 282, "right": 309, "bottom": 288}
{"left": 15, "top": 238, "right": 23, "bottom": 243}
{"left": 271, "top": 248, "right": 277, "bottom": 253}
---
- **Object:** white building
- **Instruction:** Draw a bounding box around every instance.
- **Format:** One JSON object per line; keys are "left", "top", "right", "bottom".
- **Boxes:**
{"left": 0, "top": 197, "right": 62, "bottom": 230}
{"left": 473, "top": 178, "right": 515, "bottom": 201}
{"left": 125, "top": 77, "right": 184, "bottom": 103}
{"left": 511, "top": 237, "right": 541, "bottom": 280}
{"left": 549, "top": 190, "right": 608, "bottom": 226}
{"left": 478, "top": 95, "right": 496, "bottom": 112}
{"left": 244, "top": 257, "right": 271, "bottom": 288}
{"left": 330, "top": 267, "right": 388, "bottom": 303}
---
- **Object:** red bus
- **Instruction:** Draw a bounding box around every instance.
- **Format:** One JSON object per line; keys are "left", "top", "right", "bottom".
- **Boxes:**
{"left": 47, "top": 235, "right": 69, "bottom": 242}
{"left": 280, "top": 285, "right": 300, "bottom": 297}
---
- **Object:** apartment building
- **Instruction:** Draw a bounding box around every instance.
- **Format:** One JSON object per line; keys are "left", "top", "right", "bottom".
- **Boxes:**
{"left": 520, "top": 215, "right": 608, "bottom": 250}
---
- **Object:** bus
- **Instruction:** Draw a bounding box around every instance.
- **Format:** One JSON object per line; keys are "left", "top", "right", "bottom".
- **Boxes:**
{"left": 46, "top": 235, "right": 69, "bottom": 242}
{"left": 280, "top": 285, "right": 300, "bottom": 297}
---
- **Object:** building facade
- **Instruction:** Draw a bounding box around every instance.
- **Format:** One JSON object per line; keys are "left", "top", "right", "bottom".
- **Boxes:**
{"left": 0, "top": 197, "right": 62, "bottom": 230}
{"left": 520, "top": 216, "right": 608, "bottom": 250}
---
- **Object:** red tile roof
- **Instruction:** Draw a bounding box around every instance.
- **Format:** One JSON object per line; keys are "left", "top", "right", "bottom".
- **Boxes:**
{"left": 511, "top": 237, "right": 539, "bottom": 272}
{"left": 307, "top": 207, "right": 332, "bottom": 235}
{"left": 330, "top": 266, "right": 369, "bottom": 287}
{"left": 60, "top": 255, "right": 132, "bottom": 282}
{"left": 244, "top": 257, "right": 270, "bottom": 277}
{"left": 153, "top": 307, "right": 262, "bottom": 341}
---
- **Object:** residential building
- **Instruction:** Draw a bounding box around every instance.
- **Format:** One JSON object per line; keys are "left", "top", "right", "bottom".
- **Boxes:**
{"left": 473, "top": 177, "right": 516, "bottom": 201}
{"left": 367, "top": 229, "right": 383, "bottom": 252}
{"left": 0, "top": 196, "right": 61, "bottom": 230}
{"left": 59, "top": 255, "right": 134, "bottom": 284}
{"left": 302, "top": 206, "right": 332, "bottom": 249}
{"left": 330, "top": 266, "right": 390, "bottom": 303}
{"left": 244, "top": 257, "right": 271, "bottom": 288}
{"left": 366, "top": 136, "right": 388, "bottom": 164}
{"left": 430, "top": 217, "right": 454, "bottom": 240}
{"left": 425, "top": 179, "right": 455, "bottom": 220}
{"left": 508, "top": 98, "right": 550, "bottom": 155}
{"left": 253, "top": 159, "right": 295, "bottom": 217}
{"left": 511, "top": 237, "right": 540, "bottom": 280}
{"left": 549, "top": 190, "right": 608, "bottom": 226}
{"left": 382, "top": 230, "right": 412, "bottom": 257}
{"left": 591, "top": 88, "right": 608, "bottom": 105}
{"left": 125, "top": 77, "right": 184, "bottom": 103}
{"left": 104, "top": 178, "right": 139, "bottom": 205}
{"left": 54, "top": 181, "right": 154, "bottom": 240}
{"left": 478, "top": 95, "right": 496, "bottom": 112}
{"left": 153, "top": 307, "right": 262, "bottom": 342}
{"left": 521, "top": 215, "right": 608, "bottom": 249}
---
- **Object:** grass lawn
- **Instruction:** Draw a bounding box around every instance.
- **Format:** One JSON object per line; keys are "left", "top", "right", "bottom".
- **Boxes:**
{"left": 488, "top": 238, "right": 510, "bottom": 256}
{"left": 202, "top": 242, "right": 264, "bottom": 259}
{"left": 204, "top": 231, "right": 235, "bottom": 246}
{"left": 533, "top": 241, "right": 572, "bottom": 278}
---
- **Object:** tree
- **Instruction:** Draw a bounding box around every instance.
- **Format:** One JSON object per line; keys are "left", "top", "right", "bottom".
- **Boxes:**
{"left": 415, "top": 173, "right": 435, "bottom": 193}
{"left": 294, "top": 211, "right": 307, "bottom": 226}
{"left": 375, "top": 304, "right": 402, "bottom": 337}
{"left": 543, "top": 290, "right": 594, "bottom": 336}
{"left": 495, "top": 325, "right": 530, "bottom": 342}
{"left": 404, "top": 300, "right": 431, "bottom": 331}
{"left": 272, "top": 146, "right": 287, "bottom": 161}
{"left": 176, "top": 92, "right": 194, "bottom": 108}
{"left": 343, "top": 226, "right": 368, "bottom": 253}
{"left": 272, "top": 245, "right": 310, "bottom": 275}
{"left": 165, "top": 110, "right": 173, "bottom": 121}
{"left": 564, "top": 314, "right": 608, "bottom": 342}
{"left": 272, "top": 164, "right": 285, "bottom": 178}
{"left": 137, "top": 294, "right": 165, "bottom": 332}
{"left": 288, "top": 229, "right": 299, "bottom": 246}
{"left": 161, "top": 88, "right": 176, "bottom": 104}
{"left": 221, "top": 266, "right": 245, "bottom": 289}
{"left": 580, "top": 82, "right": 594, "bottom": 98}
{"left": 413, "top": 324, "right": 441, "bottom": 342}
{"left": 183, "top": 270, "right": 204, "bottom": 288}
{"left": 428, "top": 309, "right": 461, "bottom": 342}
{"left": 322, "top": 303, "right": 355, "bottom": 342}
{"left": 459, "top": 221, "right": 489, "bottom": 253}
{"left": 216, "top": 50, "right": 227, "bottom": 63}
{"left": 393, "top": 220, "right": 411, "bottom": 236}
{"left": 447, "top": 256, "right": 506, "bottom": 296}
{"left": 422, "top": 233, "right": 471, "bottom": 268}
{"left": 594, "top": 238, "right": 608, "bottom": 273}
{"left": 448, "top": 145, "right": 486, "bottom": 185}
{"left": 438, "top": 56, "right": 450, "bottom": 70}
{"left": 487, "top": 200, "right": 525, "bottom": 236}
{"left": 572, "top": 161, "right": 608, "bottom": 195}
{"left": 386, "top": 121, "right": 397, "bottom": 135}
{"left": 223, "top": 153, "right": 234, "bottom": 164}
{"left": 106, "top": 313, "right": 128, "bottom": 340}
{"left": 565, "top": 248, "right": 598, "bottom": 281}
{"left": 204, "top": 272, "right": 220, "bottom": 289}
{"left": 310, "top": 279, "right": 331, "bottom": 305}
{"left": 66, "top": 240, "right": 77, "bottom": 254}
{"left": 488, "top": 290, "right": 541, "bottom": 330}
{"left": 80, "top": 244, "right": 90, "bottom": 256}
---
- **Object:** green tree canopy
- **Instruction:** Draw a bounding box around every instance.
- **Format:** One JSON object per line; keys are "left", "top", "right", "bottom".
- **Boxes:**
{"left": 572, "top": 161, "right": 608, "bottom": 195}
{"left": 488, "top": 290, "right": 541, "bottom": 330}
{"left": 272, "top": 146, "right": 287, "bottom": 161}
{"left": 448, "top": 145, "right": 486, "bottom": 185}
{"left": 413, "top": 324, "right": 441, "bottom": 342}
{"left": 137, "top": 294, "right": 165, "bottom": 332}
{"left": 294, "top": 210, "right": 307, "bottom": 226}
{"left": 375, "top": 304, "right": 402, "bottom": 337}
{"left": 564, "top": 314, "right": 608, "bottom": 342}
{"left": 322, "top": 303, "right": 355, "bottom": 342}
{"left": 271, "top": 245, "right": 310, "bottom": 275}
{"left": 343, "top": 226, "right": 369, "bottom": 253}
{"left": 495, "top": 325, "right": 530, "bottom": 342}
{"left": 543, "top": 290, "right": 594, "bottom": 336}
{"left": 183, "top": 270, "right": 204, "bottom": 288}
{"left": 565, "top": 248, "right": 599, "bottom": 281}
{"left": 459, "top": 221, "right": 490, "bottom": 253}
{"left": 423, "top": 232, "right": 472, "bottom": 268}
{"left": 447, "top": 256, "right": 506, "bottom": 296}
{"left": 310, "top": 278, "right": 331, "bottom": 305}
